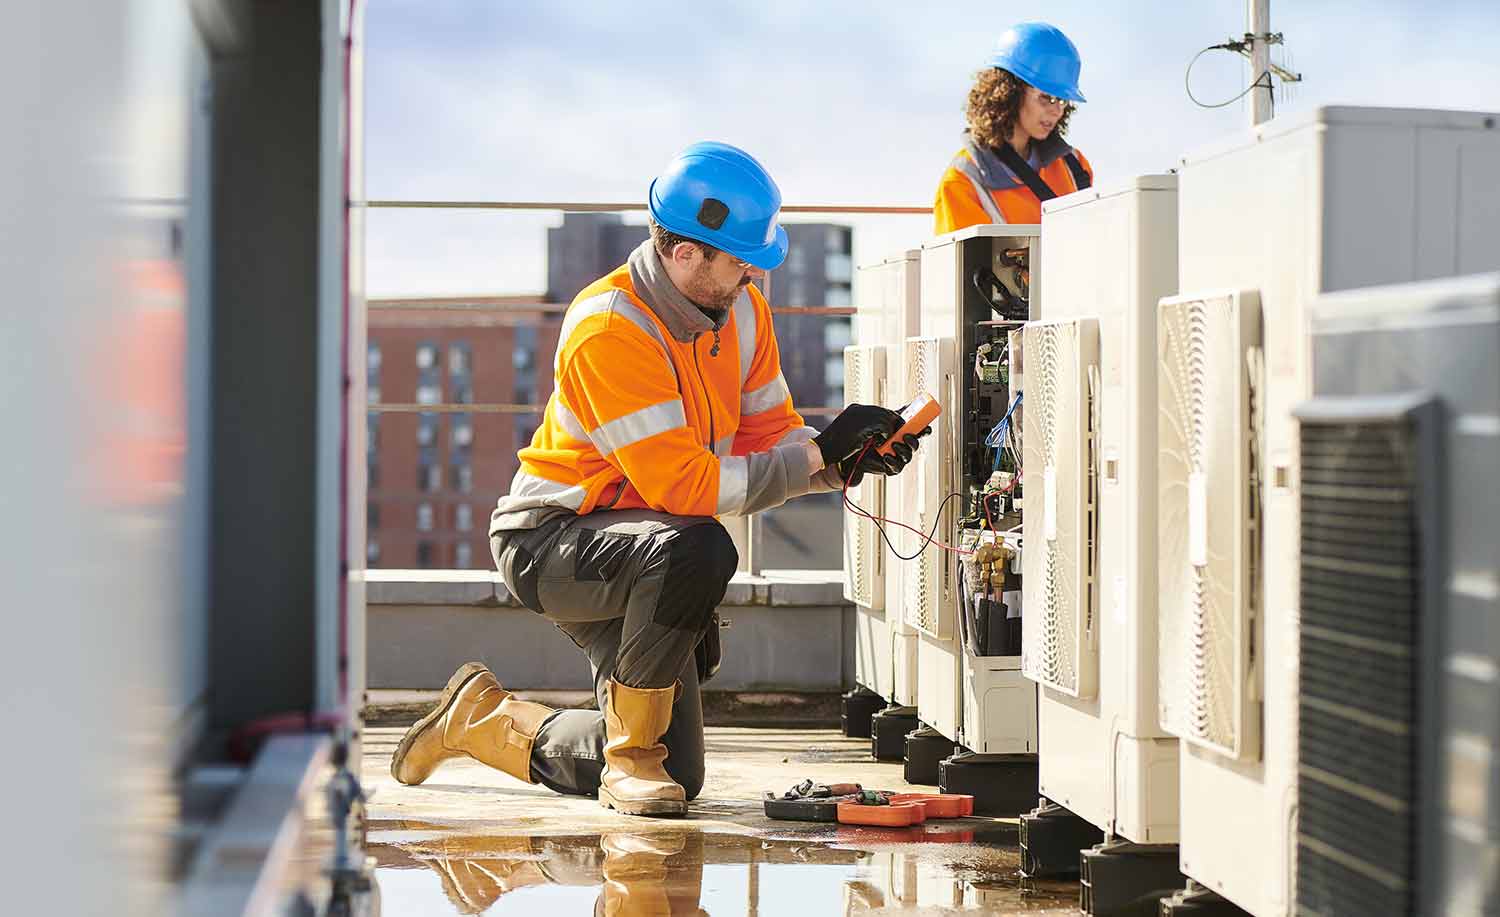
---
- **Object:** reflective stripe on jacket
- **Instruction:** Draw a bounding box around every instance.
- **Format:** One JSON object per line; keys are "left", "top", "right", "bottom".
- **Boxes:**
{"left": 491, "top": 240, "right": 839, "bottom": 534}
{"left": 932, "top": 135, "right": 1094, "bottom": 234}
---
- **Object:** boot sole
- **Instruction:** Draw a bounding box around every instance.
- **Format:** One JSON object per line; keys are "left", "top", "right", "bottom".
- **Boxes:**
{"left": 598, "top": 788, "right": 688, "bottom": 817}
{"left": 390, "top": 661, "right": 490, "bottom": 785}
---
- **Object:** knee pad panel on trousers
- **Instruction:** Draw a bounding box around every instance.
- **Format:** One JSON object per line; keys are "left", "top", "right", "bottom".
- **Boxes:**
{"left": 648, "top": 522, "right": 738, "bottom": 633}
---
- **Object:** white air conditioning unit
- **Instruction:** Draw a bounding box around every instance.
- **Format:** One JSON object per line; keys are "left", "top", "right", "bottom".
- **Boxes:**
{"left": 855, "top": 251, "right": 922, "bottom": 705}
{"left": 1170, "top": 105, "right": 1500, "bottom": 917}
{"left": 906, "top": 334, "right": 963, "bottom": 740}
{"left": 1021, "top": 317, "right": 1100, "bottom": 700}
{"left": 918, "top": 225, "right": 1041, "bottom": 744}
{"left": 842, "top": 344, "right": 887, "bottom": 611}
{"left": 902, "top": 335, "right": 956, "bottom": 641}
{"left": 1157, "top": 290, "right": 1262, "bottom": 762}
{"left": 1031, "top": 174, "right": 1181, "bottom": 844}
{"left": 1299, "top": 272, "right": 1500, "bottom": 917}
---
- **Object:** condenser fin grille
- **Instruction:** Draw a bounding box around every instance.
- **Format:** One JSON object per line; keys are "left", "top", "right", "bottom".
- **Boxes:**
{"left": 1295, "top": 403, "right": 1433, "bottom": 917}
{"left": 1156, "top": 290, "right": 1261, "bottom": 760}
{"left": 902, "top": 337, "right": 953, "bottom": 639}
{"left": 841, "top": 345, "right": 885, "bottom": 610}
{"left": 1021, "top": 318, "right": 1098, "bottom": 699}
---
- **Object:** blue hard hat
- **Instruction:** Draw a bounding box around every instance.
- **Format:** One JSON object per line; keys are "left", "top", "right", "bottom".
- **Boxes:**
{"left": 988, "top": 22, "right": 1086, "bottom": 103}
{"left": 647, "top": 141, "right": 789, "bottom": 271}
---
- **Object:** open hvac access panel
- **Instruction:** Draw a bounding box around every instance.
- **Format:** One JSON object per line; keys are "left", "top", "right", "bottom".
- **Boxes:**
{"left": 907, "top": 225, "right": 1042, "bottom": 756}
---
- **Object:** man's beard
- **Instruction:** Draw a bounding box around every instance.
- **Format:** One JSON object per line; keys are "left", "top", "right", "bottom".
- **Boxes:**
{"left": 686, "top": 270, "right": 751, "bottom": 315}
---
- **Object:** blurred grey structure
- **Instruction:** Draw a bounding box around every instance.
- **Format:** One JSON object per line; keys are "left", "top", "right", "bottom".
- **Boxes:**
{"left": 2, "top": 1, "right": 371, "bottom": 914}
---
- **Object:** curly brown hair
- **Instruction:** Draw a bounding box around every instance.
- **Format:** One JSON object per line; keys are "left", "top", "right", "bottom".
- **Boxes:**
{"left": 966, "top": 67, "right": 1074, "bottom": 151}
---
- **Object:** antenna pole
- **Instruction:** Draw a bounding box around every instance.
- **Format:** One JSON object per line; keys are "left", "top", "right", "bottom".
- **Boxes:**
{"left": 1248, "top": 0, "right": 1273, "bottom": 125}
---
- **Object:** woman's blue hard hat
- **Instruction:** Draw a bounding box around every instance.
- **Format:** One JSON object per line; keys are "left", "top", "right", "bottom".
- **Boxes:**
{"left": 988, "top": 22, "right": 1086, "bottom": 103}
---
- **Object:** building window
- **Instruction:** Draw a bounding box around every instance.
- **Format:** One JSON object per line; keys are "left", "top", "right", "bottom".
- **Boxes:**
{"left": 416, "top": 343, "right": 437, "bottom": 370}
{"left": 514, "top": 326, "right": 537, "bottom": 370}
{"left": 366, "top": 540, "right": 380, "bottom": 566}
{"left": 416, "top": 383, "right": 442, "bottom": 405}
{"left": 514, "top": 420, "right": 538, "bottom": 453}
{"left": 451, "top": 415, "right": 473, "bottom": 448}
{"left": 420, "top": 462, "right": 441, "bottom": 492}
{"left": 455, "top": 542, "right": 473, "bottom": 568}
{"left": 455, "top": 503, "right": 473, "bottom": 532}
{"left": 514, "top": 325, "right": 538, "bottom": 405}
{"left": 825, "top": 357, "right": 845, "bottom": 404}
{"left": 367, "top": 343, "right": 382, "bottom": 406}
{"left": 366, "top": 413, "right": 380, "bottom": 491}
{"left": 367, "top": 503, "right": 380, "bottom": 530}
{"left": 448, "top": 342, "right": 469, "bottom": 375}
{"left": 453, "top": 462, "right": 472, "bottom": 493}
{"left": 451, "top": 383, "right": 472, "bottom": 405}
{"left": 825, "top": 251, "right": 852, "bottom": 284}
{"left": 417, "top": 413, "right": 439, "bottom": 446}
{"left": 416, "top": 502, "right": 434, "bottom": 532}
{"left": 416, "top": 541, "right": 434, "bottom": 568}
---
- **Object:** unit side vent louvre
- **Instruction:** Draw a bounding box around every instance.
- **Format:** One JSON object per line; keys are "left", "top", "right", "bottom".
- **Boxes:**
{"left": 902, "top": 336, "right": 955, "bottom": 639}
{"left": 1296, "top": 411, "right": 1428, "bottom": 917}
{"left": 1156, "top": 291, "right": 1262, "bottom": 760}
{"left": 842, "top": 344, "right": 887, "bottom": 610}
{"left": 1021, "top": 318, "right": 1100, "bottom": 699}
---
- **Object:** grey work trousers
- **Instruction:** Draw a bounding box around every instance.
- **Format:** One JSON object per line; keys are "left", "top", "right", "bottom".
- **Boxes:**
{"left": 491, "top": 509, "right": 739, "bottom": 801}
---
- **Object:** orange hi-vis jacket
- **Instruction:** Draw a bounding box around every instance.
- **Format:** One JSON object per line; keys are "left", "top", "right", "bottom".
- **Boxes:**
{"left": 491, "top": 241, "right": 841, "bottom": 535}
{"left": 933, "top": 134, "right": 1093, "bottom": 234}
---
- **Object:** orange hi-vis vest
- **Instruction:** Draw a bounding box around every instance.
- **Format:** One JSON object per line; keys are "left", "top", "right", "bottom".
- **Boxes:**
{"left": 933, "top": 135, "right": 1094, "bottom": 234}
{"left": 491, "top": 241, "right": 834, "bottom": 534}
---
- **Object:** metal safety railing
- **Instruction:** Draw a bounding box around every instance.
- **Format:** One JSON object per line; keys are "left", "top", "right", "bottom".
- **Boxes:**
{"left": 365, "top": 199, "right": 930, "bottom": 215}
{"left": 366, "top": 197, "right": 933, "bottom": 572}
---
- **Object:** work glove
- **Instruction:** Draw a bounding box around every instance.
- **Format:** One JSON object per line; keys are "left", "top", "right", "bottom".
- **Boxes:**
{"left": 813, "top": 403, "right": 904, "bottom": 467}
{"left": 835, "top": 428, "right": 930, "bottom": 487}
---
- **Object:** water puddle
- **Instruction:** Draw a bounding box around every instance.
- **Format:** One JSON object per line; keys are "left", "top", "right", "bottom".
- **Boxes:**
{"left": 369, "top": 817, "right": 1077, "bottom": 914}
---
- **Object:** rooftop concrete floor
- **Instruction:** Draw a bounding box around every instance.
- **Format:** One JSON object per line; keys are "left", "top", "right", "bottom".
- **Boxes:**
{"left": 363, "top": 723, "right": 1080, "bottom": 915}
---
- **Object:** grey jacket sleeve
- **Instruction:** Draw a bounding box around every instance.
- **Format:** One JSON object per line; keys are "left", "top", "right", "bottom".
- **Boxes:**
{"left": 732, "top": 424, "right": 840, "bottom": 514}
{"left": 735, "top": 442, "right": 817, "bottom": 515}
{"left": 782, "top": 424, "right": 847, "bottom": 494}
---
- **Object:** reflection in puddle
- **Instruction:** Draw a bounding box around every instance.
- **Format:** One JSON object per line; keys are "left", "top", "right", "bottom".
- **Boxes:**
{"left": 369, "top": 819, "right": 1076, "bottom": 914}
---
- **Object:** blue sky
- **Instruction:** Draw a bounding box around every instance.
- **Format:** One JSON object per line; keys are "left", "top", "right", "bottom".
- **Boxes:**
{"left": 363, "top": 0, "right": 1500, "bottom": 297}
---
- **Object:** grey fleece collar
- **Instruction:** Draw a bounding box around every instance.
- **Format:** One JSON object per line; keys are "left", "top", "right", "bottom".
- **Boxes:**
{"left": 627, "top": 240, "right": 723, "bottom": 343}
{"left": 962, "top": 131, "right": 1074, "bottom": 192}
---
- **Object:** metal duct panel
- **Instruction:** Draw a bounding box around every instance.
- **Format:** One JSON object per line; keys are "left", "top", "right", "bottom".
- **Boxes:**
{"left": 1294, "top": 396, "right": 1439, "bottom": 917}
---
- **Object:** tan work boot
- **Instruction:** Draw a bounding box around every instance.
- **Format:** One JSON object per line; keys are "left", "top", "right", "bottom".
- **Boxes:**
{"left": 415, "top": 836, "right": 550, "bottom": 915}
{"left": 595, "top": 831, "right": 706, "bottom": 917}
{"left": 390, "top": 661, "right": 554, "bottom": 786}
{"left": 599, "top": 680, "right": 688, "bottom": 817}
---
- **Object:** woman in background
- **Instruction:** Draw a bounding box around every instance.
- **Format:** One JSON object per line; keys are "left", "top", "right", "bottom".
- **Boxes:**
{"left": 933, "top": 21, "right": 1093, "bottom": 234}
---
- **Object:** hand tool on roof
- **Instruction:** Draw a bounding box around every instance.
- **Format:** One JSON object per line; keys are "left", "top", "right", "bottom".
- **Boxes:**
{"left": 761, "top": 779, "right": 864, "bottom": 822}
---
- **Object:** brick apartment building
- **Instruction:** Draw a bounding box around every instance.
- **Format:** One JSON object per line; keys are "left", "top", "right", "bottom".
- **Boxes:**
{"left": 366, "top": 299, "right": 559, "bottom": 569}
